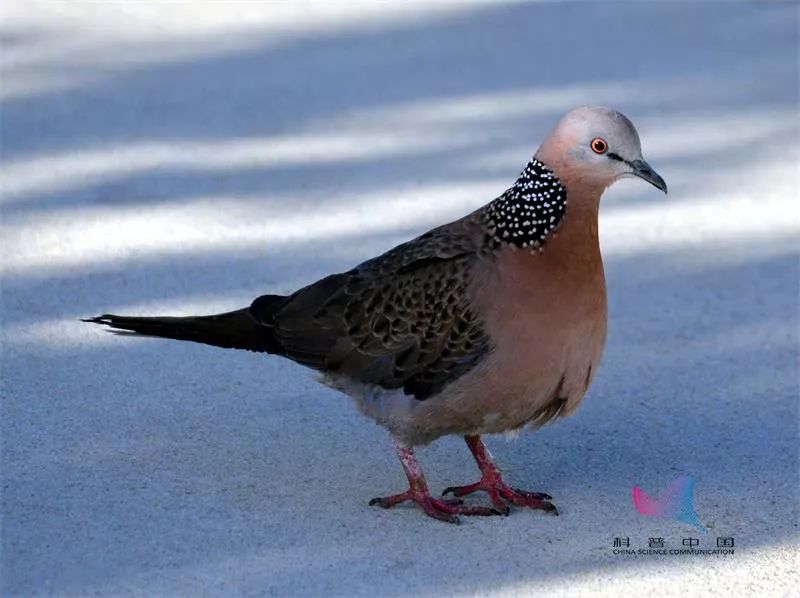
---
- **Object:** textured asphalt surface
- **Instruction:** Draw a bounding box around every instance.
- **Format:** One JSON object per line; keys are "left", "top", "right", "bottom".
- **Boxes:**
{"left": 2, "top": 2, "right": 798, "bottom": 595}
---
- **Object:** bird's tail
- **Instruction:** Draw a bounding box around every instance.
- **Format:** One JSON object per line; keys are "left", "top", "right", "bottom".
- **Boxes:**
{"left": 82, "top": 306, "right": 279, "bottom": 354}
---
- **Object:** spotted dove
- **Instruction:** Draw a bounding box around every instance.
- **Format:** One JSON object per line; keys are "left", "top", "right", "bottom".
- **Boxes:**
{"left": 85, "top": 106, "right": 666, "bottom": 523}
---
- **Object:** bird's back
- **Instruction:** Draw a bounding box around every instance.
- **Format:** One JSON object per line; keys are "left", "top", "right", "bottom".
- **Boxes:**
{"left": 250, "top": 214, "right": 492, "bottom": 400}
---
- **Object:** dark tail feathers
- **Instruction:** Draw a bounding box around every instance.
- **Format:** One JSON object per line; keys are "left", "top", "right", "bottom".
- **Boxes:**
{"left": 83, "top": 303, "right": 284, "bottom": 354}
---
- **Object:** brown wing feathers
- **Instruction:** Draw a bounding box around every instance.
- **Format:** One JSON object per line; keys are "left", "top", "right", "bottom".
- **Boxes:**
{"left": 87, "top": 219, "right": 491, "bottom": 400}
{"left": 250, "top": 221, "right": 491, "bottom": 399}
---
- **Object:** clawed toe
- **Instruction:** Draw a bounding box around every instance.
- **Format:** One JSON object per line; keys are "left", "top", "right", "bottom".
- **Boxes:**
{"left": 437, "top": 500, "right": 503, "bottom": 518}
{"left": 509, "top": 487, "right": 552, "bottom": 501}
{"left": 442, "top": 483, "right": 480, "bottom": 498}
{"left": 369, "top": 491, "right": 503, "bottom": 523}
{"left": 443, "top": 482, "right": 557, "bottom": 515}
{"left": 497, "top": 486, "right": 557, "bottom": 513}
{"left": 439, "top": 496, "right": 464, "bottom": 506}
{"left": 368, "top": 496, "right": 396, "bottom": 508}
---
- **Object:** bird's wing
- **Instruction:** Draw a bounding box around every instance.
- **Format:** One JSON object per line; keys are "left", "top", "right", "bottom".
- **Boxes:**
{"left": 251, "top": 219, "right": 491, "bottom": 399}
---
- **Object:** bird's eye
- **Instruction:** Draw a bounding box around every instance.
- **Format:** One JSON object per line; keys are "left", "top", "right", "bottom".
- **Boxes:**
{"left": 590, "top": 138, "right": 608, "bottom": 154}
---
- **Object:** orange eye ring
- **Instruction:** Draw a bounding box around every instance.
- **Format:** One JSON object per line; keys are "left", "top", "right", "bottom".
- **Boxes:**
{"left": 591, "top": 137, "right": 608, "bottom": 154}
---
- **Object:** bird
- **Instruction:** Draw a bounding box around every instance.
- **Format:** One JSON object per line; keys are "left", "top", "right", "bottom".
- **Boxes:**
{"left": 85, "top": 106, "right": 667, "bottom": 524}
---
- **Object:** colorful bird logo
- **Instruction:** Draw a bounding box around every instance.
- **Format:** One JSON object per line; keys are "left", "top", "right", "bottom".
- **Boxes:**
{"left": 633, "top": 476, "right": 707, "bottom": 532}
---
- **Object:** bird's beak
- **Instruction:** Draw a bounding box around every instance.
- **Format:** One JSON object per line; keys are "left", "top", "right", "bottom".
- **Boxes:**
{"left": 629, "top": 159, "right": 667, "bottom": 194}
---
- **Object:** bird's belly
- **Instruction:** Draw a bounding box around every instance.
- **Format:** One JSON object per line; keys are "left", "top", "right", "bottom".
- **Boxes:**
{"left": 328, "top": 248, "right": 608, "bottom": 446}
{"left": 433, "top": 309, "right": 603, "bottom": 433}
{"left": 352, "top": 309, "right": 607, "bottom": 446}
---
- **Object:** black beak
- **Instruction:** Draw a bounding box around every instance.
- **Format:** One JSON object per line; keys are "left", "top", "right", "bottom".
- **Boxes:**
{"left": 629, "top": 159, "right": 667, "bottom": 194}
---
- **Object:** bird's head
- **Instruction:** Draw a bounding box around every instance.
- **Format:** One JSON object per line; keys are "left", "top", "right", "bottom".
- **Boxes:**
{"left": 535, "top": 106, "right": 667, "bottom": 195}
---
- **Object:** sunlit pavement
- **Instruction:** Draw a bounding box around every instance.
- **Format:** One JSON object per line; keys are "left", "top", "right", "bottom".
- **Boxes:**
{"left": 2, "top": 2, "right": 798, "bottom": 595}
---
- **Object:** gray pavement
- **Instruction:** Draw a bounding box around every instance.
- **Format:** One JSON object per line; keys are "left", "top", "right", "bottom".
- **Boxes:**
{"left": 1, "top": 2, "right": 798, "bottom": 595}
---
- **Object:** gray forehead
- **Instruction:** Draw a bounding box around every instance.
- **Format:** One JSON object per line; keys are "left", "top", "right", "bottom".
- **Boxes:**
{"left": 568, "top": 106, "right": 642, "bottom": 149}
{"left": 605, "top": 110, "right": 640, "bottom": 146}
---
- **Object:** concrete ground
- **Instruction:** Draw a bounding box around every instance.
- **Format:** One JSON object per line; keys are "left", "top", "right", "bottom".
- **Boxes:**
{"left": 1, "top": 1, "right": 798, "bottom": 595}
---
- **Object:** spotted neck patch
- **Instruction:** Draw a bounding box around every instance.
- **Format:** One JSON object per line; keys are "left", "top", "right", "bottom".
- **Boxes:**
{"left": 483, "top": 158, "right": 567, "bottom": 250}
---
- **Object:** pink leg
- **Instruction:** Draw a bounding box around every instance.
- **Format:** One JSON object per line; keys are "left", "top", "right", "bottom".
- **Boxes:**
{"left": 442, "top": 435, "right": 558, "bottom": 516}
{"left": 369, "top": 439, "right": 503, "bottom": 523}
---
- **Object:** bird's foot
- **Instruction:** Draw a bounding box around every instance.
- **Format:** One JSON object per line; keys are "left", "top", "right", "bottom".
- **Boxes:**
{"left": 444, "top": 435, "right": 559, "bottom": 516}
{"left": 369, "top": 489, "right": 503, "bottom": 524}
{"left": 375, "top": 440, "right": 504, "bottom": 523}
{"left": 442, "top": 479, "right": 557, "bottom": 516}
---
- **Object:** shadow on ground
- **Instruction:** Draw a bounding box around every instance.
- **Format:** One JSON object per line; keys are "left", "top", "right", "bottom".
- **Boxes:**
{"left": 2, "top": 1, "right": 798, "bottom": 594}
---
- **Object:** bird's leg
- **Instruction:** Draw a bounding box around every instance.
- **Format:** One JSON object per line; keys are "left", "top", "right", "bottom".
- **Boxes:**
{"left": 369, "top": 439, "right": 502, "bottom": 523}
{"left": 442, "top": 435, "right": 558, "bottom": 516}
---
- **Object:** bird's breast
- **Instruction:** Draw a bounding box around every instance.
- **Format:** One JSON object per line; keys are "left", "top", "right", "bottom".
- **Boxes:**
{"left": 465, "top": 240, "right": 608, "bottom": 430}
